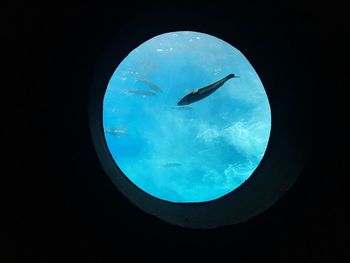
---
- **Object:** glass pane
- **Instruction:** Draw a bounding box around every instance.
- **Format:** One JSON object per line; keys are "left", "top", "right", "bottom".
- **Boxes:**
{"left": 103, "top": 31, "right": 271, "bottom": 203}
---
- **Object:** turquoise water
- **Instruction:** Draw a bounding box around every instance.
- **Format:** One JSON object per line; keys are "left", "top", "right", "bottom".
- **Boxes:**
{"left": 103, "top": 31, "right": 271, "bottom": 203}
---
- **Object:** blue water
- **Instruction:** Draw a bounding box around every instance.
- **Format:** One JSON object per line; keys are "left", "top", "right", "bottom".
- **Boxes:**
{"left": 103, "top": 31, "right": 271, "bottom": 203}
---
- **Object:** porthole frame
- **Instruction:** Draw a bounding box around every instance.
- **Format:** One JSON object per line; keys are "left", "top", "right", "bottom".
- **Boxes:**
{"left": 89, "top": 26, "right": 314, "bottom": 228}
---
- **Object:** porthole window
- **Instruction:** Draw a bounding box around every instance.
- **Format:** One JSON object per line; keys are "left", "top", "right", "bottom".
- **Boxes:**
{"left": 102, "top": 31, "right": 271, "bottom": 203}
{"left": 89, "top": 29, "right": 310, "bottom": 229}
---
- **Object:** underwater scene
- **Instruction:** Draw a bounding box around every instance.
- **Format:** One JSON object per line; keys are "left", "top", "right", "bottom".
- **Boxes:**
{"left": 103, "top": 31, "right": 271, "bottom": 202}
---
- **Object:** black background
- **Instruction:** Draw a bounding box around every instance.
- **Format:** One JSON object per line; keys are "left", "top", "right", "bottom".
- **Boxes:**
{"left": 5, "top": 0, "right": 347, "bottom": 261}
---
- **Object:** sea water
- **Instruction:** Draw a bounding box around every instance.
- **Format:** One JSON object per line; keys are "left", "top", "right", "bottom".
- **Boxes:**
{"left": 103, "top": 31, "right": 271, "bottom": 203}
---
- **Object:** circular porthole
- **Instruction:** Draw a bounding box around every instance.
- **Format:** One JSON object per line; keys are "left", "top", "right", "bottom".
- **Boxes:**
{"left": 102, "top": 31, "right": 271, "bottom": 203}
{"left": 89, "top": 29, "right": 312, "bottom": 229}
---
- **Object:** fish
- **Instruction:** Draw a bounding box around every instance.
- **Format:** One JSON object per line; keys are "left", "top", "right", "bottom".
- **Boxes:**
{"left": 162, "top": 162, "right": 181, "bottom": 168}
{"left": 136, "top": 79, "right": 163, "bottom": 93}
{"left": 104, "top": 127, "right": 127, "bottom": 136}
{"left": 123, "top": 89, "right": 157, "bottom": 96}
{"left": 177, "top": 73, "right": 238, "bottom": 105}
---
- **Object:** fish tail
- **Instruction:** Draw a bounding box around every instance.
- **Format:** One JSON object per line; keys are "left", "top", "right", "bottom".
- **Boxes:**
{"left": 227, "top": 73, "right": 237, "bottom": 79}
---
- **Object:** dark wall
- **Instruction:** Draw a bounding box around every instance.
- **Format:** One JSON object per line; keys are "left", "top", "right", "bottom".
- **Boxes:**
{"left": 6, "top": 0, "right": 347, "bottom": 261}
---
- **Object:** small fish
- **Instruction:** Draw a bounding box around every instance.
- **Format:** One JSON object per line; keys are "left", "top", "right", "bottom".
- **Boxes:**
{"left": 136, "top": 79, "right": 163, "bottom": 93}
{"left": 162, "top": 162, "right": 181, "bottom": 168}
{"left": 104, "top": 127, "right": 127, "bottom": 136}
{"left": 123, "top": 89, "right": 157, "bottom": 96}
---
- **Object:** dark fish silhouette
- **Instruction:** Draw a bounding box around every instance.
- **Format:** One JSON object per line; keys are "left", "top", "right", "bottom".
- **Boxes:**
{"left": 104, "top": 127, "right": 127, "bottom": 136}
{"left": 177, "top": 74, "right": 238, "bottom": 105}
{"left": 137, "top": 79, "right": 163, "bottom": 93}
{"left": 123, "top": 89, "right": 157, "bottom": 96}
